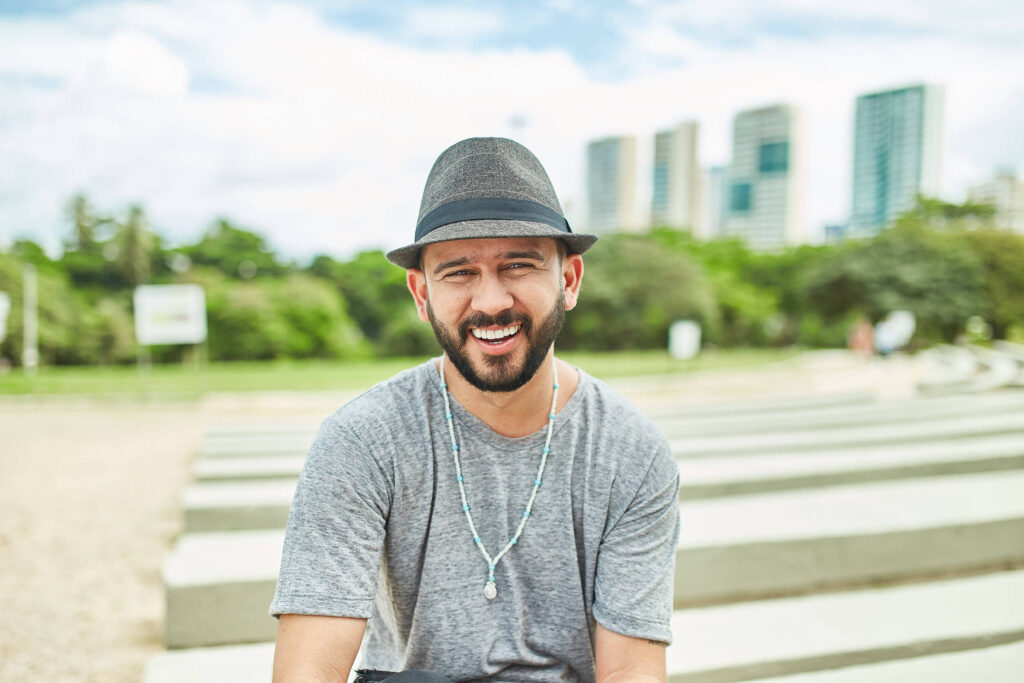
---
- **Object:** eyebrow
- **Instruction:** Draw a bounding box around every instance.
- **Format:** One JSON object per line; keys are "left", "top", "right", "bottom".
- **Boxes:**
{"left": 432, "top": 250, "right": 546, "bottom": 275}
{"left": 433, "top": 257, "right": 470, "bottom": 275}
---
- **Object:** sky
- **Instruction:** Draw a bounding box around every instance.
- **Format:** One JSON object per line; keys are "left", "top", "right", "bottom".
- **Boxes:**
{"left": 1, "top": 0, "right": 1022, "bottom": 261}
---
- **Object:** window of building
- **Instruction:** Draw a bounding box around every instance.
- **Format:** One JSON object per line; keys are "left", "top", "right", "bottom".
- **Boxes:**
{"left": 730, "top": 182, "right": 752, "bottom": 212}
{"left": 759, "top": 142, "right": 789, "bottom": 173}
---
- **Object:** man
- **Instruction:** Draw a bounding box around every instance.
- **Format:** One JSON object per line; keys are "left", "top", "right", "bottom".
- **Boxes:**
{"left": 271, "top": 138, "right": 680, "bottom": 682}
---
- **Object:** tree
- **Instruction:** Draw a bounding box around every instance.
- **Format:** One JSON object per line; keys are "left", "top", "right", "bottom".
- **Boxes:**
{"left": 805, "top": 223, "right": 988, "bottom": 343}
{"left": 183, "top": 219, "right": 285, "bottom": 279}
{"left": 560, "top": 233, "right": 718, "bottom": 351}
{"left": 114, "top": 204, "right": 154, "bottom": 288}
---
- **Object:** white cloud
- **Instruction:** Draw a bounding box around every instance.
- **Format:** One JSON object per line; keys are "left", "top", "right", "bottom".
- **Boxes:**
{"left": 402, "top": 6, "right": 503, "bottom": 41}
{"left": 0, "top": 0, "right": 1022, "bottom": 258}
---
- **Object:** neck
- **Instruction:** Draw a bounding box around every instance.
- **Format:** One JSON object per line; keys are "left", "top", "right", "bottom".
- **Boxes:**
{"left": 439, "top": 351, "right": 576, "bottom": 438}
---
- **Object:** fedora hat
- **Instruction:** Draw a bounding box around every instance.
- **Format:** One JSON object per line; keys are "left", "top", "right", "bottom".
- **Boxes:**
{"left": 386, "top": 137, "right": 598, "bottom": 269}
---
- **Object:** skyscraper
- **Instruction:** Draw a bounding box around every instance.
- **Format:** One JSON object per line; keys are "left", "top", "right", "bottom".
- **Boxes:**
{"left": 722, "top": 104, "right": 802, "bottom": 250}
{"left": 968, "top": 168, "right": 1024, "bottom": 233}
{"left": 850, "top": 83, "right": 944, "bottom": 236}
{"left": 651, "top": 121, "right": 701, "bottom": 232}
{"left": 586, "top": 136, "right": 637, "bottom": 233}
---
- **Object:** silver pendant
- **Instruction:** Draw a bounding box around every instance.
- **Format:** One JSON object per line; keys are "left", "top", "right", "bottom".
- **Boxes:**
{"left": 484, "top": 581, "right": 497, "bottom": 600}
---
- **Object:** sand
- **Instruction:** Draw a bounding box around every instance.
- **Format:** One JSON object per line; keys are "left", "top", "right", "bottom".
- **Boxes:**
{"left": 0, "top": 399, "right": 204, "bottom": 683}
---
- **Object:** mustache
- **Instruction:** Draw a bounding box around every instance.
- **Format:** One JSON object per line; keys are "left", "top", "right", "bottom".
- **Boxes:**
{"left": 458, "top": 310, "right": 531, "bottom": 342}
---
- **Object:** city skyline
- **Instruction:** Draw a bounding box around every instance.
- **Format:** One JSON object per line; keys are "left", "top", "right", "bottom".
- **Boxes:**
{"left": 1, "top": 1, "right": 1022, "bottom": 260}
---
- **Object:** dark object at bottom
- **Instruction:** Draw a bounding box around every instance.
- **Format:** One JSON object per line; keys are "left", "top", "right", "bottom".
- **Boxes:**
{"left": 354, "top": 669, "right": 454, "bottom": 683}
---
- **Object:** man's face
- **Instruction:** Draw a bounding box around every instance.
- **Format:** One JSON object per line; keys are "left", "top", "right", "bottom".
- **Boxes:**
{"left": 408, "top": 237, "right": 583, "bottom": 393}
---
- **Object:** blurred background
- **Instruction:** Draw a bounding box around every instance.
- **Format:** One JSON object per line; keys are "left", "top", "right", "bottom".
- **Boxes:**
{"left": 1, "top": 1, "right": 1023, "bottom": 681}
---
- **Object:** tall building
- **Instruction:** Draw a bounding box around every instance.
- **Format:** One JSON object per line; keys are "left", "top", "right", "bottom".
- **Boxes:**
{"left": 586, "top": 136, "right": 637, "bottom": 233}
{"left": 701, "top": 165, "right": 728, "bottom": 240}
{"left": 849, "top": 83, "right": 944, "bottom": 236}
{"left": 651, "top": 121, "right": 701, "bottom": 232}
{"left": 968, "top": 168, "right": 1024, "bottom": 233}
{"left": 721, "top": 104, "right": 802, "bottom": 250}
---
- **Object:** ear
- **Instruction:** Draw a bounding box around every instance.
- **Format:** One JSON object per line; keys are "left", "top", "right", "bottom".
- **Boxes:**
{"left": 561, "top": 253, "right": 584, "bottom": 311}
{"left": 407, "top": 268, "right": 430, "bottom": 322}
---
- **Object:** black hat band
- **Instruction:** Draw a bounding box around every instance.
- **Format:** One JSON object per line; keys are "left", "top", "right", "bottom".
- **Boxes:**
{"left": 415, "top": 197, "right": 571, "bottom": 241}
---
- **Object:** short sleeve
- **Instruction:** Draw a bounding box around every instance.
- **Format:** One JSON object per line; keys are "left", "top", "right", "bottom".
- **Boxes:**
{"left": 269, "top": 416, "right": 394, "bottom": 619}
{"left": 592, "top": 443, "right": 680, "bottom": 644}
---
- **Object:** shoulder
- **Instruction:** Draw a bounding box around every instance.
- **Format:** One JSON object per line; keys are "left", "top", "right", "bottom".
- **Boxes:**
{"left": 577, "top": 370, "right": 669, "bottom": 455}
{"left": 316, "top": 360, "right": 436, "bottom": 451}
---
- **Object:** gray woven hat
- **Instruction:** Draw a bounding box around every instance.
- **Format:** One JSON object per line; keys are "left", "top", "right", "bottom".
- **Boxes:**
{"left": 386, "top": 137, "right": 598, "bottom": 269}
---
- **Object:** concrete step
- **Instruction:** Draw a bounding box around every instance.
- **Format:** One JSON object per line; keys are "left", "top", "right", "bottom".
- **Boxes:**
{"left": 144, "top": 642, "right": 274, "bottom": 683}
{"left": 620, "top": 390, "right": 873, "bottom": 421}
{"left": 659, "top": 389, "right": 1024, "bottom": 438}
{"left": 163, "top": 530, "right": 283, "bottom": 648}
{"left": 165, "top": 470, "right": 1024, "bottom": 646}
{"left": 200, "top": 435, "right": 316, "bottom": 459}
{"left": 184, "top": 433, "right": 1024, "bottom": 532}
{"left": 194, "top": 455, "right": 305, "bottom": 482}
{"left": 147, "top": 571, "right": 1024, "bottom": 682}
{"left": 666, "top": 570, "right": 1024, "bottom": 682}
{"left": 679, "top": 432, "right": 1024, "bottom": 499}
{"left": 674, "top": 470, "right": 1024, "bottom": 606}
{"left": 183, "top": 479, "right": 296, "bottom": 532}
{"left": 752, "top": 639, "right": 1024, "bottom": 683}
{"left": 671, "top": 410, "right": 1024, "bottom": 458}
{"left": 194, "top": 390, "right": 1024, "bottom": 461}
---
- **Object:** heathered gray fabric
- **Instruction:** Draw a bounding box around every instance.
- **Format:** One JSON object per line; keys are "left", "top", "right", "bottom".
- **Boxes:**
{"left": 386, "top": 138, "right": 598, "bottom": 268}
{"left": 270, "top": 359, "right": 680, "bottom": 682}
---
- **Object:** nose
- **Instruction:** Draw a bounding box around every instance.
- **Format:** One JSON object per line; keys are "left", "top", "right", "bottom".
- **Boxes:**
{"left": 470, "top": 272, "right": 514, "bottom": 316}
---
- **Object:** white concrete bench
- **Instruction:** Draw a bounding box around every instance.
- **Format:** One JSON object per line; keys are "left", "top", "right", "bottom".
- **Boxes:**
{"left": 753, "top": 639, "right": 1024, "bottom": 683}
{"left": 164, "top": 470, "right": 1024, "bottom": 647}
{"left": 182, "top": 479, "right": 296, "bottom": 532}
{"left": 673, "top": 470, "right": 1024, "bottom": 605}
{"left": 670, "top": 410, "right": 1024, "bottom": 457}
{"left": 183, "top": 431, "right": 1024, "bottom": 532}
{"left": 194, "top": 455, "right": 306, "bottom": 482}
{"left": 666, "top": 570, "right": 1024, "bottom": 682}
{"left": 147, "top": 571, "right": 1024, "bottom": 682}
{"left": 659, "top": 389, "right": 1024, "bottom": 438}
{"left": 679, "top": 432, "right": 1024, "bottom": 498}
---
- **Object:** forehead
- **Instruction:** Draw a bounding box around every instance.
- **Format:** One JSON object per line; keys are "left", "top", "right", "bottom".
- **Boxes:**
{"left": 421, "top": 236, "right": 558, "bottom": 269}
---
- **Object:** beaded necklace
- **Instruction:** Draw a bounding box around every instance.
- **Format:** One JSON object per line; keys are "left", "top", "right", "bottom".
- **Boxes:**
{"left": 439, "top": 354, "right": 559, "bottom": 600}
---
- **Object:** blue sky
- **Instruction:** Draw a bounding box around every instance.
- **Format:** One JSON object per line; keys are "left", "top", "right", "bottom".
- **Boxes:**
{"left": 1, "top": 0, "right": 1022, "bottom": 259}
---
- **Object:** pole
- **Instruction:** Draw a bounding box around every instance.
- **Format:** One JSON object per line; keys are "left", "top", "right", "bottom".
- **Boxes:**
{"left": 22, "top": 264, "right": 38, "bottom": 375}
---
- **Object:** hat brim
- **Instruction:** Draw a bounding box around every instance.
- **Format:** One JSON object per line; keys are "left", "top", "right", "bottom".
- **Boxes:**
{"left": 385, "top": 220, "right": 599, "bottom": 269}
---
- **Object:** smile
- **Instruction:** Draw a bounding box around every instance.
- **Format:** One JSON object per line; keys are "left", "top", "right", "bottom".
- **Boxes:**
{"left": 470, "top": 325, "right": 521, "bottom": 343}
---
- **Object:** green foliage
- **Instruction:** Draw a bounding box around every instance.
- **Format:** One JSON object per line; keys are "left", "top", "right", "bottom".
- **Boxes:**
{"left": 192, "top": 269, "right": 368, "bottom": 361}
{"left": 3, "top": 193, "right": 1021, "bottom": 368}
{"left": 804, "top": 223, "right": 988, "bottom": 342}
{"left": 960, "top": 228, "right": 1024, "bottom": 339}
{"left": 0, "top": 252, "right": 100, "bottom": 366}
{"left": 561, "top": 233, "right": 718, "bottom": 351}
{"left": 182, "top": 219, "right": 286, "bottom": 279}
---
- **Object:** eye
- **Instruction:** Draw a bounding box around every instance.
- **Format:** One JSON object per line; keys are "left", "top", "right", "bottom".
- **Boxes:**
{"left": 443, "top": 269, "right": 473, "bottom": 279}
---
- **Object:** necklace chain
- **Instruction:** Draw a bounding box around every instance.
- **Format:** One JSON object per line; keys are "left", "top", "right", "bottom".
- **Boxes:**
{"left": 439, "top": 355, "right": 559, "bottom": 600}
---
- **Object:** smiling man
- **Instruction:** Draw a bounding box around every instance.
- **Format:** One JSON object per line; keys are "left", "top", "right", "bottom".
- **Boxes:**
{"left": 270, "top": 138, "right": 680, "bottom": 683}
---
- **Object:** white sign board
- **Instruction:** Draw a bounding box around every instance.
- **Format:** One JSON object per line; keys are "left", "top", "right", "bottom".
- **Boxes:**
{"left": 133, "top": 284, "right": 207, "bottom": 346}
{"left": 669, "top": 320, "right": 701, "bottom": 360}
{"left": 0, "top": 292, "right": 9, "bottom": 343}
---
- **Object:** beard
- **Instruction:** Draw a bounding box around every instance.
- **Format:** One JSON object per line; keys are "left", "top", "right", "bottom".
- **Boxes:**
{"left": 427, "top": 291, "right": 565, "bottom": 393}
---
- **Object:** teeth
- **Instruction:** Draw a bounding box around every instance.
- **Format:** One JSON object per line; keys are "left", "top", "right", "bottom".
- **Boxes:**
{"left": 472, "top": 325, "right": 520, "bottom": 341}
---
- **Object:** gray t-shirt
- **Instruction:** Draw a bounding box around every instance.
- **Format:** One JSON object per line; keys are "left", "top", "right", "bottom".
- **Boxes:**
{"left": 270, "top": 359, "right": 680, "bottom": 682}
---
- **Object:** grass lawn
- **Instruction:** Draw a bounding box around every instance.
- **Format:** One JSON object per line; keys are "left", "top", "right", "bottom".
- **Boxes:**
{"left": 0, "top": 348, "right": 802, "bottom": 398}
